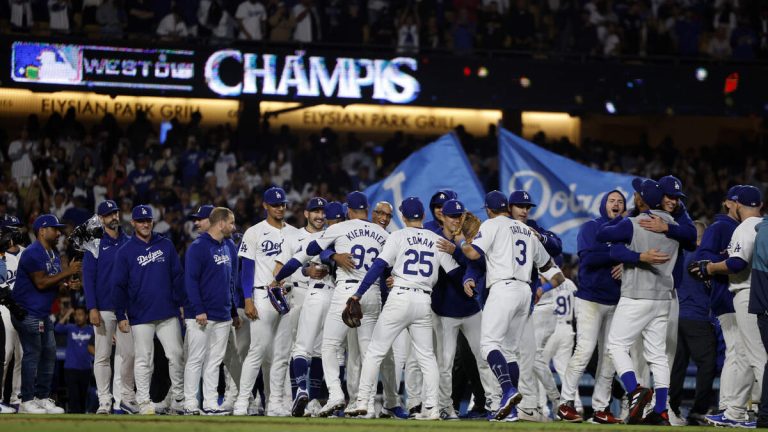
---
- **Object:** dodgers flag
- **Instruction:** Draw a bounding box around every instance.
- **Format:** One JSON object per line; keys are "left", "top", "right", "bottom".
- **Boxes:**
{"left": 364, "top": 133, "right": 486, "bottom": 229}
{"left": 499, "top": 128, "right": 635, "bottom": 254}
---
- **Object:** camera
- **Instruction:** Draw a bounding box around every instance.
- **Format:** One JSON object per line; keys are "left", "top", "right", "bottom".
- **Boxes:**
{"left": 0, "top": 226, "right": 16, "bottom": 254}
{"left": 0, "top": 283, "right": 26, "bottom": 321}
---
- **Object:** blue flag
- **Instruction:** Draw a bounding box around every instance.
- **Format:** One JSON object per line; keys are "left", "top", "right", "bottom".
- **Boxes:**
{"left": 499, "top": 128, "right": 635, "bottom": 254}
{"left": 364, "top": 133, "right": 486, "bottom": 229}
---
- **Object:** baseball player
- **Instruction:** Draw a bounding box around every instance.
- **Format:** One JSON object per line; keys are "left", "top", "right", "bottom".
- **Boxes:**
{"left": 272, "top": 191, "right": 388, "bottom": 417}
{"left": 345, "top": 197, "right": 463, "bottom": 420}
{"left": 183, "top": 207, "right": 238, "bottom": 415}
{"left": 113, "top": 205, "right": 186, "bottom": 415}
{"left": 276, "top": 197, "right": 332, "bottom": 417}
{"left": 433, "top": 199, "right": 500, "bottom": 420}
{"left": 424, "top": 190, "right": 457, "bottom": 233}
{"left": 557, "top": 189, "right": 626, "bottom": 423}
{"left": 691, "top": 185, "right": 742, "bottom": 425}
{"left": 460, "top": 191, "right": 566, "bottom": 421}
{"left": 189, "top": 205, "right": 244, "bottom": 413}
{"left": 1, "top": 215, "right": 24, "bottom": 410}
{"left": 749, "top": 211, "right": 768, "bottom": 428}
{"left": 82, "top": 200, "right": 136, "bottom": 415}
{"left": 233, "top": 187, "right": 296, "bottom": 416}
{"left": 506, "top": 190, "right": 562, "bottom": 422}
{"left": 596, "top": 179, "right": 680, "bottom": 425}
{"left": 690, "top": 185, "right": 764, "bottom": 427}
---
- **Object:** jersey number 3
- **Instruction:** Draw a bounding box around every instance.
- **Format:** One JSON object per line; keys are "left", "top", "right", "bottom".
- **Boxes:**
{"left": 350, "top": 245, "right": 379, "bottom": 270}
{"left": 515, "top": 240, "right": 527, "bottom": 265}
{"left": 403, "top": 249, "right": 434, "bottom": 277}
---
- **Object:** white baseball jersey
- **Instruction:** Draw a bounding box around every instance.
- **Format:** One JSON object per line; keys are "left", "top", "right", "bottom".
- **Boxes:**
{"left": 472, "top": 216, "right": 550, "bottom": 287}
{"left": 278, "top": 227, "right": 334, "bottom": 288}
{"left": 552, "top": 278, "right": 577, "bottom": 324}
{"left": 239, "top": 220, "right": 297, "bottom": 288}
{"left": 4, "top": 245, "right": 24, "bottom": 289}
{"left": 727, "top": 216, "right": 762, "bottom": 292}
{"left": 312, "top": 218, "right": 388, "bottom": 282}
{"left": 378, "top": 227, "right": 459, "bottom": 293}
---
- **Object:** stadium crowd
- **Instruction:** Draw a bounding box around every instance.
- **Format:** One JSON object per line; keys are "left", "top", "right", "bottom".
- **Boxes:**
{"left": 2, "top": 0, "right": 768, "bottom": 59}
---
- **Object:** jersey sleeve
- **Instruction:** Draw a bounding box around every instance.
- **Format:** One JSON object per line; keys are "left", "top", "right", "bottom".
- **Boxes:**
{"left": 531, "top": 237, "right": 551, "bottom": 268}
{"left": 730, "top": 223, "right": 756, "bottom": 262}
{"left": 315, "top": 222, "right": 343, "bottom": 250}
{"left": 438, "top": 250, "right": 460, "bottom": 274}
{"left": 238, "top": 228, "right": 258, "bottom": 261}
{"left": 471, "top": 220, "right": 494, "bottom": 255}
{"left": 377, "top": 234, "right": 399, "bottom": 266}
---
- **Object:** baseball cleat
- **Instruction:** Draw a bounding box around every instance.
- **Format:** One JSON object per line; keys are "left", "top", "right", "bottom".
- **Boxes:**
{"left": 318, "top": 398, "right": 346, "bottom": 417}
{"left": 119, "top": 400, "right": 139, "bottom": 414}
{"left": 304, "top": 399, "right": 322, "bottom": 417}
{"left": 706, "top": 413, "right": 755, "bottom": 428}
{"left": 590, "top": 409, "right": 623, "bottom": 424}
{"left": 380, "top": 406, "right": 408, "bottom": 419}
{"left": 643, "top": 410, "right": 671, "bottom": 426}
{"left": 626, "top": 386, "right": 653, "bottom": 424}
{"left": 201, "top": 407, "right": 231, "bottom": 416}
{"left": 518, "top": 406, "right": 549, "bottom": 422}
{"left": 495, "top": 387, "right": 522, "bottom": 421}
{"left": 415, "top": 406, "right": 440, "bottom": 421}
{"left": 18, "top": 401, "right": 46, "bottom": 414}
{"left": 557, "top": 400, "right": 583, "bottom": 422}
{"left": 439, "top": 407, "right": 459, "bottom": 420}
{"left": 183, "top": 408, "right": 200, "bottom": 415}
{"left": 408, "top": 404, "right": 422, "bottom": 419}
{"left": 138, "top": 401, "right": 156, "bottom": 415}
{"left": 344, "top": 401, "right": 368, "bottom": 417}
{"left": 96, "top": 402, "right": 111, "bottom": 415}
{"left": 291, "top": 389, "right": 309, "bottom": 417}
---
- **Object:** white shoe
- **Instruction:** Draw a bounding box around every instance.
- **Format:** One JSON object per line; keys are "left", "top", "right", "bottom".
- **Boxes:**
{"left": 247, "top": 398, "right": 264, "bottom": 416}
{"left": 139, "top": 401, "right": 156, "bottom": 415}
{"left": 440, "top": 407, "right": 459, "bottom": 420}
{"left": 220, "top": 398, "right": 235, "bottom": 412}
{"left": 154, "top": 398, "right": 170, "bottom": 415}
{"left": 267, "top": 405, "right": 290, "bottom": 417}
{"left": 518, "top": 407, "right": 549, "bottom": 422}
{"left": 202, "top": 404, "right": 231, "bottom": 416}
{"left": 96, "top": 402, "right": 111, "bottom": 414}
{"left": 233, "top": 400, "right": 249, "bottom": 416}
{"left": 0, "top": 402, "right": 17, "bottom": 414}
{"left": 35, "top": 398, "right": 64, "bottom": 414}
{"left": 669, "top": 410, "right": 688, "bottom": 426}
{"left": 318, "top": 398, "right": 346, "bottom": 417}
{"left": 416, "top": 406, "right": 441, "bottom": 421}
{"left": 170, "top": 399, "right": 185, "bottom": 415}
{"left": 618, "top": 396, "right": 629, "bottom": 421}
{"left": 344, "top": 401, "right": 368, "bottom": 417}
{"left": 305, "top": 399, "right": 322, "bottom": 417}
{"left": 120, "top": 400, "right": 139, "bottom": 414}
{"left": 19, "top": 400, "right": 47, "bottom": 414}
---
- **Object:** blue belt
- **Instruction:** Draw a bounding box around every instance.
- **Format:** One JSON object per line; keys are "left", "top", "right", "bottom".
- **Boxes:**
{"left": 294, "top": 282, "right": 330, "bottom": 289}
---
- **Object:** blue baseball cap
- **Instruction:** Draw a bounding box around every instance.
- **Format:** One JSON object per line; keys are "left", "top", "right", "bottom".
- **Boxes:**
{"left": 631, "top": 177, "right": 646, "bottom": 194}
{"left": 430, "top": 189, "right": 458, "bottom": 208}
{"left": 639, "top": 179, "right": 664, "bottom": 209}
{"left": 33, "top": 214, "right": 66, "bottom": 231}
{"left": 2, "top": 214, "right": 22, "bottom": 227}
{"left": 306, "top": 197, "right": 327, "bottom": 211}
{"left": 97, "top": 200, "right": 119, "bottom": 216}
{"left": 346, "top": 191, "right": 369, "bottom": 210}
{"left": 264, "top": 187, "right": 288, "bottom": 206}
{"left": 484, "top": 190, "right": 508, "bottom": 210}
{"left": 190, "top": 204, "right": 214, "bottom": 219}
{"left": 659, "top": 175, "right": 686, "bottom": 198}
{"left": 726, "top": 185, "right": 743, "bottom": 201}
{"left": 508, "top": 190, "right": 537, "bottom": 207}
{"left": 132, "top": 205, "right": 154, "bottom": 221}
{"left": 442, "top": 199, "right": 466, "bottom": 216}
{"left": 324, "top": 201, "right": 345, "bottom": 220}
{"left": 735, "top": 185, "right": 762, "bottom": 207}
{"left": 400, "top": 197, "right": 425, "bottom": 219}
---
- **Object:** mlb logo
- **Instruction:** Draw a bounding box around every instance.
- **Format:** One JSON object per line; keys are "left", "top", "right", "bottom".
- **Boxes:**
{"left": 12, "top": 42, "right": 83, "bottom": 84}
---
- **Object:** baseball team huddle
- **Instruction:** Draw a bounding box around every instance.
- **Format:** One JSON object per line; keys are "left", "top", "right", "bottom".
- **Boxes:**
{"left": 2, "top": 173, "right": 768, "bottom": 427}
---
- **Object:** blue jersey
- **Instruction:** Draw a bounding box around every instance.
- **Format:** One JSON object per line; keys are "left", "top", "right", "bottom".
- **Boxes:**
{"left": 695, "top": 214, "right": 739, "bottom": 316}
{"left": 82, "top": 231, "right": 130, "bottom": 312}
{"left": 425, "top": 223, "right": 481, "bottom": 318}
{"left": 184, "top": 233, "right": 235, "bottom": 322}
{"left": 12, "top": 241, "right": 63, "bottom": 319}
{"left": 678, "top": 250, "right": 711, "bottom": 321}
{"left": 54, "top": 323, "right": 94, "bottom": 370}
{"left": 113, "top": 233, "right": 184, "bottom": 324}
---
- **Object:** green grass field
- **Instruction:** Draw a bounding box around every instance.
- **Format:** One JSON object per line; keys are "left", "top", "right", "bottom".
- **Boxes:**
{"left": 0, "top": 415, "right": 718, "bottom": 432}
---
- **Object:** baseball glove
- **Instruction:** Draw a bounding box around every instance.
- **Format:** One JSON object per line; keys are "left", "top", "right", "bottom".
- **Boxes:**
{"left": 268, "top": 287, "right": 290, "bottom": 315}
{"left": 455, "top": 211, "right": 481, "bottom": 241}
{"left": 342, "top": 297, "right": 363, "bottom": 328}
{"left": 687, "top": 260, "right": 712, "bottom": 282}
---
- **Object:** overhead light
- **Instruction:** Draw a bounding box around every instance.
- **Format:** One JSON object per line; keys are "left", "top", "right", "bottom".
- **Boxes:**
{"left": 605, "top": 101, "right": 617, "bottom": 114}
{"left": 695, "top": 67, "right": 708, "bottom": 82}
{"left": 520, "top": 76, "right": 531, "bottom": 88}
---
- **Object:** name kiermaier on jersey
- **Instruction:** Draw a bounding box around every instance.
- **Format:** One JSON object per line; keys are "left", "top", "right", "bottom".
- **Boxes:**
{"left": 344, "top": 228, "right": 386, "bottom": 245}
{"left": 137, "top": 250, "right": 165, "bottom": 266}
{"left": 213, "top": 254, "right": 231, "bottom": 265}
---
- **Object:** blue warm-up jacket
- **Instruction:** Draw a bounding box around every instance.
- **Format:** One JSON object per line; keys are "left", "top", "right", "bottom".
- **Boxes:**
{"left": 184, "top": 233, "right": 236, "bottom": 322}
{"left": 82, "top": 230, "right": 129, "bottom": 312}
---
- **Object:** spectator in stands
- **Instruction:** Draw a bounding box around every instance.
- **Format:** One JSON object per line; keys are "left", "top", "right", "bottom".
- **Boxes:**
{"left": 198, "top": 0, "right": 235, "bottom": 39}
{"left": 708, "top": 25, "right": 733, "bottom": 59}
{"left": 731, "top": 15, "right": 757, "bottom": 60}
{"left": 713, "top": 0, "right": 738, "bottom": 38}
{"left": 507, "top": 0, "right": 535, "bottom": 49}
{"left": 396, "top": 5, "right": 420, "bottom": 54}
{"left": 268, "top": 1, "right": 294, "bottom": 41}
{"left": 96, "top": 0, "right": 124, "bottom": 38}
{"left": 54, "top": 305, "right": 94, "bottom": 414}
{"left": 478, "top": 3, "right": 506, "bottom": 50}
{"left": 126, "top": 0, "right": 155, "bottom": 37}
{"left": 157, "top": 5, "right": 189, "bottom": 40}
{"left": 50, "top": 191, "right": 72, "bottom": 220}
{"left": 675, "top": 8, "right": 703, "bottom": 57}
{"left": 235, "top": 0, "right": 267, "bottom": 40}
{"left": 337, "top": 3, "right": 366, "bottom": 44}
{"left": 603, "top": 22, "right": 621, "bottom": 56}
{"left": 128, "top": 154, "right": 157, "bottom": 204}
{"left": 81, "top": 0, "right": 102, "bottom": 27}
{"left": 48, "top": 0, "right": 72, "bottom": 33}
{"left": 292, "top": 0, "right": 322, "bottom": 43}
{"left": 8, "top": 128, "right": 36, "bottom": 189}
{"left": 10, "top": 0, "right": 34, "bottom": 32}
{"left": 422, "top": 14, "right": 445, "bottom": 49}
{"left": 452, "top": 8, "right": 476, "bottom": 54}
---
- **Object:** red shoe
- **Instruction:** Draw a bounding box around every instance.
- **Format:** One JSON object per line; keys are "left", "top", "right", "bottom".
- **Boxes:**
{"left": 627, "top": 386, "right": 653, "bottom": 425}
{"left": 557, "top": 401, "right": 583, "bottom": 423}
{"left": 591, "top": 409, "right": 624, "bottom": 424}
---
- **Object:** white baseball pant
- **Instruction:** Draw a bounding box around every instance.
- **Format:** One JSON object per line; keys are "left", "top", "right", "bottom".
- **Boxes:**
{"left": 235, "top": 289, "right": 280, "bottom": 412}
{"left": 717, "top": 312, "right": 751, "bottom": 412}
{"left": 132, "top": 317, "right": 184, "bottom": 405}
{"left": 404, "top": 332, "right": 423, "bottom": 410}
{"left": 184, "top": 319, "right": 231, "bottom": 410}
{"left": 322, "top": 282, "right": 380, "bottom": 404}
{"left": 518, "top": 313, "right": 542, "bottom": 411}
{"left": 560, "top": 298, "right": 615, "bottom": 410}
{"left": 531, "top": 306, "right": 562, "bottom": 404}
{"left": 480, "top": 280, "right": 531, "bottom": 363}
{"left": 1, "top": 305, "right": 22, "bottom": 405}
{"left": 357, "top": 288, "right": 438, "bottom": 409}
{"left": 607, "top": 298, "right": 671, "bottom": 390}
{"left": 268, "top": 286, "right": 306, "bottom": 412}
{"left": 292, "top": 287, "right": 333, "bottom": 360}
{"left": 224, "top": 308, "right": 249, "bottom": 400}
{"left": 543, "top": 320, "right": 578, "bottom": 403}
{"left": 93, "top": 310, "right": 135, "bottom": 406}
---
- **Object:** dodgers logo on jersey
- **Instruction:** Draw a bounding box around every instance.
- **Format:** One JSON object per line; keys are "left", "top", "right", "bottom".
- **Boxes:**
{"left": 261, "top": 239, "right": 282, "bottom": 257}
{"left": 137, "top": 250, "right": 165, "bottom": 266}
{"left": 213, "top": 254, "right": 231, "bottom": 265}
